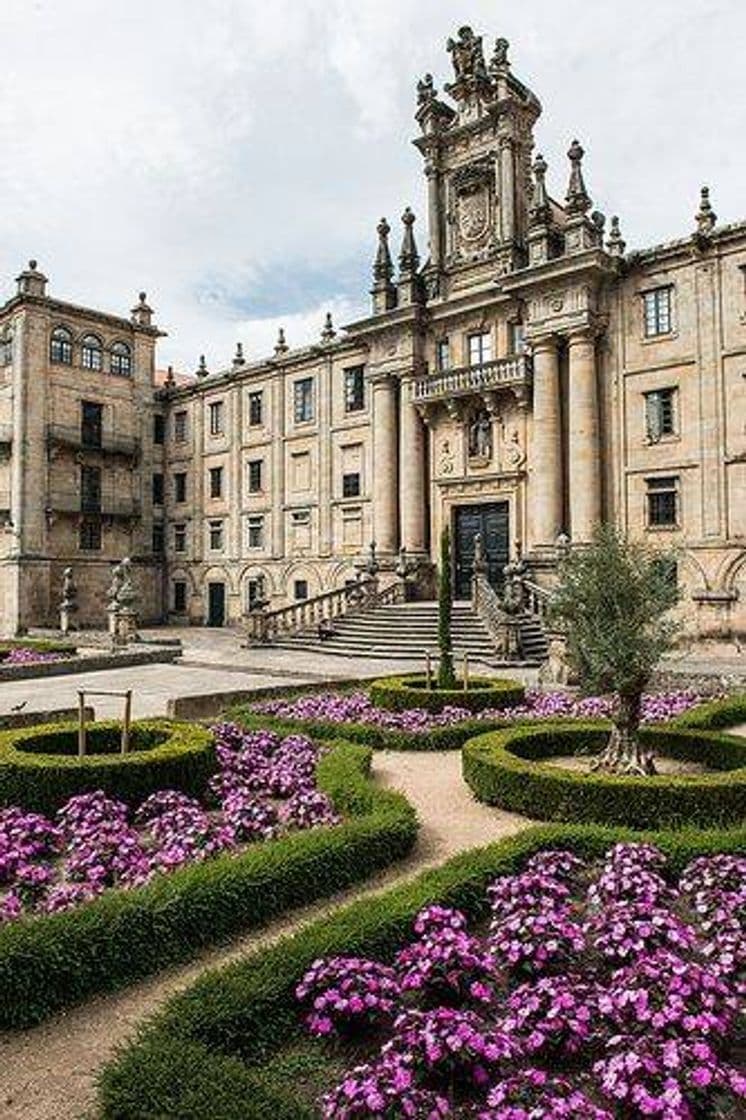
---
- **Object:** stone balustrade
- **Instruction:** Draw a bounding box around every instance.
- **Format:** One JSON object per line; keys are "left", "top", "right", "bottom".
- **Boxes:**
{"left": 411, "top": 353, "right": 532, "bottom": 404}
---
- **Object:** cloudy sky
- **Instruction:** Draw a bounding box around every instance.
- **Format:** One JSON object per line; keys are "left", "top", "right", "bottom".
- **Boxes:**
{"left": 0, "top": 0, "right": 744, "bottom": 372}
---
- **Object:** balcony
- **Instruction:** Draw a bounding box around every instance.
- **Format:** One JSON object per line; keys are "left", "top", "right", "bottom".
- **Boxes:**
{"left": 46, "top": 490, "right": 141, "bottom": 519}
{"left": 46, "top": 423, "right": 140, "bottom": 460}
{"left": 411, "top": 354, "right": 532, "bottom": 405}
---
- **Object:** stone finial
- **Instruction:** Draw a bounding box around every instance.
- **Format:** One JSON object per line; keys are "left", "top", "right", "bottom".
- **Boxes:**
{"left": 196, "top": 354, "right": 208, "bottom": 378}
{"left": 274, "top": 327, "right": 288, "bottom": 355}
{"left": 416, "top": 73, "right": 436, "bottom": 107}
{"left": 695, "top": 186, "right": 717, "bottom": 235}
{"left": 489, "top": 37, "right": 510, "bottom": 74}
{"left": 606, "top": 215, "right": 626, "bottom": 256}
{"left": 131, "top": 290, "right": 153, "bottom": 327}
{"left": 232, "top": 342, "right": 245, "bottom": 369}
{"left": 529, "top": 153, "right": 550, "bottom": 226}
{"left": 321, "top": 312, "right": 336, "bottom": 342}
{"left": 398, "top": 207, "right": 420, "bottom": 275}
{"left": 373, "top": 217, "right": 394, "bottom": 286}
{"left": 16, "top": 258, "right": 48, "bottom": 298}
{"left": 164, "top": 364, "right": 176, "bottom": 388}
{"left": 565, "top": 139, "right": 592, "bottom": 216}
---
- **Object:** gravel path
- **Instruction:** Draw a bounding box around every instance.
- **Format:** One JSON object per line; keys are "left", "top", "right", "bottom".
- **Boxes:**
{"left": 0, "top": 750, "right": 531, "bottom": 1120}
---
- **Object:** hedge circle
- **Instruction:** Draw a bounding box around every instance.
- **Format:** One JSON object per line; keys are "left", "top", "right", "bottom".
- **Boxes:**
{"left": 0, "top": 719, "right": 215, "bottom": 814}
{"left": 369, "top": 674, "right": 525, "bottom": 715}
{"left": 462, "top": 720, "right": 746, "bottom": 830}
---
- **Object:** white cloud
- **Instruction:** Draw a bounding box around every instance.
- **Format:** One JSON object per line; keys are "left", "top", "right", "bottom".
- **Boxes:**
{"left": 0, "top": 0, "right": 744, "bottom": 370}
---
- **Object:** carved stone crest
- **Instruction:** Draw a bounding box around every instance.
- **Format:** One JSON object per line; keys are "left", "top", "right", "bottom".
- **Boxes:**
{"left": 439, "top": 438, "right": 455, "bottom": 475}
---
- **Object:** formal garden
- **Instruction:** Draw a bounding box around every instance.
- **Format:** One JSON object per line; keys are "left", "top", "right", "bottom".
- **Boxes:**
{"left": 0, "top": 528, "right": 744, "bottom": 1118}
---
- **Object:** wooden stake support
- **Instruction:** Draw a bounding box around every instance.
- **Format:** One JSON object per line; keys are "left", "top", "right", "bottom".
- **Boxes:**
{"left": 76, "top": 689, "right": 134, "bottom": 757}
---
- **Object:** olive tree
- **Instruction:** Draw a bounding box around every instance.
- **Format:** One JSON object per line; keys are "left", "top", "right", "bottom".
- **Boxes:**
{"left": 549, "top": 524, "right": 680, "bottom": 775}
{"left": 437, "top": 526, "right": 457, "bottom": 690}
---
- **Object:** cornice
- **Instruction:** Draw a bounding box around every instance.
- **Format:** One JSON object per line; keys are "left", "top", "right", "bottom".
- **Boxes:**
{"left": 500, "top": 249, "right": 619, "bottom": 294}
{"left": 0, "top": 294, "right": 165, "bottom": 337}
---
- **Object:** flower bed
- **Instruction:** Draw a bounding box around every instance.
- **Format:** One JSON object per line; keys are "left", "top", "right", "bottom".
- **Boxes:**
{"left": 0, "top": 728, "right": 417, "bottom": 1028}
{"left": 0, "top": 725, "right": 338, "bottom": 926}
{"left": 97, "top": 823, "right": 746, "bottom": 1120}
{"left": 0, "top": 638, "right": 75, "bottom": 664}
{"left": 462, "top": 722, "right": 746, "bottom": 830}
{"left": 0, "top": 719, "right": 215, "bottom": 815}
{"left": 368, "top": 675, "right": 525, "bottom": 715}
{"left": 241, "top": 689, "right": 705, "bottom": 751}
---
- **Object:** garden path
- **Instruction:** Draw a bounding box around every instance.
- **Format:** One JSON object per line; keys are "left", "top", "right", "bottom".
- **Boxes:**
{"left": 0, "top": 749, "right": 531, "bottom": 1120}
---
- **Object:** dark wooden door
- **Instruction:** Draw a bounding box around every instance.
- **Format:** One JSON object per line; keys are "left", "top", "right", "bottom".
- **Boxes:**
{"left": 453, "top": 502, "right": 510, "bottom": 599}
{"left": 207, "top": 582, "right": 226, "bottom": 626}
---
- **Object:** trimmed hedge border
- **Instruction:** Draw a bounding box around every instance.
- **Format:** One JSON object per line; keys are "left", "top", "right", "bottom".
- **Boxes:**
{"left": 0, "top": 719, "right": 216, "bottom": 815}
{"left": 0, "top": 738, "right": 417, "bottom": 1029}
{"left": 97, "top": 821, "right": 746, "bottom": 1119}
{"left": 672, "top": 692, "right": 746, "bottom": 731}
{"left": 462, "top": 720, "right": 746, "bottom": 830}
{"left": 368, "top": 674, "right": 525, "bottom": 715}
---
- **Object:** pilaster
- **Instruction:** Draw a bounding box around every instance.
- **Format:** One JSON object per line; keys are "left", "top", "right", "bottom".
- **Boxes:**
{"left": 567, "top": 328, "right": 601, "bottom": 541}
{"left": 399, "top": 377, "right": 428, "bottom": 554}
{"left": 371, "top": 374, "right": 399, "bottom": 555}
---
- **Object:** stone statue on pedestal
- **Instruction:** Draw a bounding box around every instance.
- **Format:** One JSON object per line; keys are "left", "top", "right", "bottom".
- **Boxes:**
{"left": 59, "top": 567, "right": 77, "bottom": 636}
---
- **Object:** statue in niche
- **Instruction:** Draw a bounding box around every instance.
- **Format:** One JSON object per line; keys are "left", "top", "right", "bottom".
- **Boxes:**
{"left": 468, "top": 411, "right": 492, "bottom": 459}
{"left": 503, "top": 427, "right": 526, "bottom": 471}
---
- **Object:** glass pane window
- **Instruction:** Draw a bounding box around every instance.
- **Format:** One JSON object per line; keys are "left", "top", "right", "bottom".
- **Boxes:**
{"left": 209, "top": 466, "right": 223, "bottom": 499}
{"left": 294, "top": 378, "right": 314, "bottom": 423}
{"left": 0, "top": 333, "right": 13, "bottom": 366}
{"left": 509, "top": 322, "right": 526, "bottom": 355}
{"left": 79, "top": 516, "right": 101, "bottom": 551}
{"left": 344, "top": 367, "right": 365, "bottom": 412}
{"left": 248, "top": 460, "right": 263, "bottom": 493}
{"left": 153, "top": 414, "right": 165, "bottom": 444}
{"left": 174, "top": 411, "right": 188, "bottom": 443}
{"left": 81, "top": 335, "right": 103, "bottom": 371}
{"left": 208, "top": 401, "right": 224, "bottom": 435}
{"left": 342, "top": 471, "right": 361, "bottom": 498}
{"left": 435, "top": 339, "right": 450, "bottom": 371}
{"left": 152, "top": 473, "right": 164, "bottom": 505}
{"left": 208, "top": 519, "right": 224, "bottom": 550}
{"left": 646, "top": 475, "right": 679, "bottom": 527}
{"left": 173, "top": 581, "right": 187, "bottom": 612}
{"left": 247, "top": 576, "right": 265, "bottom": 608}
{"left": 247, "top": 515, "right": 264, "bottom": 549}
{"left": 110, "top": 341, "right": 132, "bottom": 376}
{"left": 81, "top": 401, "right": 103, "bottom": 449}
{"left": 248, "top": 390, "right": 263, "bottom": 426}
{"left": 643, "top": 288, "right": 673, "bottom": 337}
{"left": 174, "top": 523, "right": 187, "bottom": 552}
{"left": 468, "top": 331, "right": 493, "bottom": 366}
{"left": 174, "top": 472, "right": 187, "bottom": 503}
{"left": 50, "top": 326, "right": 72, "bottom": 365}
{"left": 294, "top": 579, "right": 309, "bottom": 601}
{"left": 645, "top": 388, "right": 677, "bottom": 442}
{"left": 80, "top": 465, "right": 101, "bottom": 512}
{"left": 152, "top": 524, "right": 165, "bottom": 553}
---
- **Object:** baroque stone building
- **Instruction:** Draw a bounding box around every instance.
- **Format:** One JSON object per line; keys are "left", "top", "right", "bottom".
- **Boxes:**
{"left": 1, "top": 28, "right": 745, "bottom": 641}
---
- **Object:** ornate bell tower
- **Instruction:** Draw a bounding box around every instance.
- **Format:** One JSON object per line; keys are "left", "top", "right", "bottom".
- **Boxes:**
{"left": 414, "top": 31, "right": 541, "bottom": 297}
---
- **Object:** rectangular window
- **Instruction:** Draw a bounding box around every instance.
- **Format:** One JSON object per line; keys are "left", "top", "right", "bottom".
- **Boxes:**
{"left": 174, "top": 411, "right": 188, "bottom": 443}
{"left": 174, "top": 472, "right": 187, "bottom": 503}
{"left": 643, "top": 288, "right": 673, "bottom": 337}
{"left": 152, "top": 472, "right": 164, "bottom": 506}
{"left": 646, "top": 475, "right": 679, "bottom": 528}
{"left": 153, "top": 414, "right": 165, "bottom": 445}
{"left": 294, "top": 579, "right": 309, "bottom": 601}
{"left": 81, "top": 400, "right": 103, "bottom": 449}
{"left": 435, "top": 339, "right": 450, "bottom": 371}
{"left": 80, "top": 465, "right": 101, "bottom": 512}
{"left": 342, "top": 471, "right": 361, "bottom": 498}
{"left": 294, "top": 378, "right": 314, "bottom": 423}
{"left": 208, "top": 401, "right": 224, "bottom": 436}
{"left": 343, "top": 366, "right": 365, "bottom": 413}
{"left": 208, "top": 519, "right": 224, "bottom": 550}
{"left": 248, "top": 390, "right": 263, "bottom": 426}
{"left": 172, "top": 580, "right": 187, "bottom": 613}
{"left": 468, "top": 331, "right": 493, "bottom": 366}
{"left": 645, "top": 388, "right": 677, "bottom": 442}
{"left": 209, "top": 466, "right": 224, "bottom": 499}
{"left": 152, "top": 523, "right": 165, "bottom": 553}
{"left": 247, "top": 515, "right": 264, "bottom": 549}
{"left": 79, "top": 516, "right": 101, "bottom": 551}
{"left": 174, "top": 522, "right": 187, "bottom": 552}
{"left": 508, "top": 322, "right": 526, "bottom": 355}
{"left": 247, "top": 576, "right": 265, "bottom": 609}
{"left": 248, "top": 460, "right": 263, "bottom": 493}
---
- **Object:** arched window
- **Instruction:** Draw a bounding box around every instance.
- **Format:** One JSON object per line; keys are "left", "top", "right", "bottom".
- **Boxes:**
{"left": 50, "top": 325, "right": 73, "bottom": 365}
{"left": 81, "top": 334, "right": 103, "bottom": 371}
{"left": 0, "top": 331, "right": 12, "bottom": 367}
{"left": 110, "top": 341, "right": 132, "bottom": 376}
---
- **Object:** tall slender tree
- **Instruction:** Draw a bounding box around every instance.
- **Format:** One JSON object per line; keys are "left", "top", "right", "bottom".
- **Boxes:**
{"left": 438, "top": 525, "right": 457, "bottom": 689}
{"left": 549, "top": 524, "right": 680, "bottom": 775}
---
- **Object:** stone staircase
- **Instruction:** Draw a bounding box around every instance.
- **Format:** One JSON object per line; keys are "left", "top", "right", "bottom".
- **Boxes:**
{"left": 275, "top": 600, "right": 546, "bottom": 664}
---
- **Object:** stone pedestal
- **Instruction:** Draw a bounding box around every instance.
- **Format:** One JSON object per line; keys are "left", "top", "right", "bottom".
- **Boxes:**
{"left": 529, "top": 336, "right": 563, "bottom": 546}
{"left": 568, "top": 331, "right": 601, "bottom": 541}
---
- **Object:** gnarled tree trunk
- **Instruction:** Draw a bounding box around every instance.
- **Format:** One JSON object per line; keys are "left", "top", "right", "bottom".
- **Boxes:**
{"left": 594, "top": 690, "right": 657, "bottom": 775}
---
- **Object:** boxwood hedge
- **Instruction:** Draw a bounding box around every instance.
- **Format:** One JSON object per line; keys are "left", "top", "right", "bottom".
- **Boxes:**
{"left": 0, "top": 719, "right": 216, "bottom": 814}
{"left": 97, "top": 820, "right": 746, "bottom": 1119}
{"left": 368, "top": 674, "right": 525, "bottom": 714}
{"left": 0, "top": 739, "right": 417, "bottom": 1029}
{"left": 462, "top": 720, "right": 746, "bottom": 830}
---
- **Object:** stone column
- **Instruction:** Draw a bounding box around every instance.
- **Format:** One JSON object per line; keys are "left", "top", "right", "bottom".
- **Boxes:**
{"left": 529, "top": 336, "right": 563, "bottom": 546}
{"left": 425, "top": 161, "right": 442, "bottom": 271}
{"left": 499, "top": 135, "right": 516, "bottom": 244}
{"left": 567, "top": 330, "right": 601, "bottom": 541}
{"left": 371, "top": 375, "right": 398, "bottom": 554}
{"left": 399, "top": 380, "right": 427, "bottom": 554}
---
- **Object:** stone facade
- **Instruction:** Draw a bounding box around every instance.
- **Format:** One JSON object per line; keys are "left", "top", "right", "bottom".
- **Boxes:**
{"left": 0, "top": 28, "right": 744, "bottom": 640}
